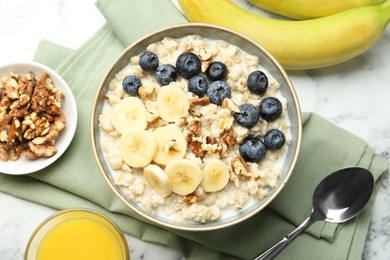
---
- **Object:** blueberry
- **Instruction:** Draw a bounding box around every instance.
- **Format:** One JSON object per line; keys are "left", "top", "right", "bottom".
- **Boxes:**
{"left": 239, "top": 136, "right": 267, "bottom": 163}
{"left": 247, "top": 70, "right": 268, "bottom": 94}
{"left": 188, "top": 75, "right": 208, "bottom": 97}
{"left": 206, "top": 80, "right": 231, "bottom": 105}
{"left": 259, "top": 97, "right": 282, "bottom": 121}
{"left": 264, "top": 129, "right": 285, "bottom": 150}
{"left": 233, "top": 104, "right": 260, "bottom": 128}
{"left": 206, "top": 62, "right": 227, "bottom": 81}
{"left": 139, "top": 51, "right": 159, "bottom": 71}
{"left": 122, "top": 75, "right": 142, "bottom": 95}
{"left": 156, "top": 64, "right": 177, "bottom": 86}
{"left": 176, "top": 52, "right": 201, "bottom": 79}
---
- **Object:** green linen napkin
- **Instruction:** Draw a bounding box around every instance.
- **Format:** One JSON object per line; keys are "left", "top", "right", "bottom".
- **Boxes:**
{"left": 0, "top": 0, "right": 388, "bottom": 259}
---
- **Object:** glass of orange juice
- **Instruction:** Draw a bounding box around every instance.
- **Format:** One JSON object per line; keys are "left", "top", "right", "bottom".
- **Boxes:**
{"left": 25, "top": 208, "right": 130, "bottom": 260}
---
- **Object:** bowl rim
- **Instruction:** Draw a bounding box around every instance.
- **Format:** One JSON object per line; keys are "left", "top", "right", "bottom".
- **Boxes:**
{"left": 24, "top": 208, "right": 130, "bottom": 260}
{"left": 0, "top": 61, "right": 78, "bottom": 175}
{"left": 91, "top": 22, "right": 302, "bottom": 231}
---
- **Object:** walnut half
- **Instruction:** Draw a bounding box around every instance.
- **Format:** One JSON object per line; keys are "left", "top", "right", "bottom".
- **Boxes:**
{"left": 231, "top": 153, "right": 251, "bottom": 177}
{"left": 221, "top": 129, "right": 236, "bottom": 147}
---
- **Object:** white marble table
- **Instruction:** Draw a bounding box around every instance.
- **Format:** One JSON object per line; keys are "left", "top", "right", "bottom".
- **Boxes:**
{"left": 0, "top": 0, "right": 389, "bottom": 259}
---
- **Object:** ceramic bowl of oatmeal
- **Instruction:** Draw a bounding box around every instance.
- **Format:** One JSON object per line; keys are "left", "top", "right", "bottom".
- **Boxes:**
{"left": 91, "top": 23, "right": 301, "bottom": 231}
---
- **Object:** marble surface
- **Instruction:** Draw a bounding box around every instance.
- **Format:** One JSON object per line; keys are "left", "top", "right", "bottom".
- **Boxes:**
{"left": 0, "top": 0, "right": 389, "bottom": 259}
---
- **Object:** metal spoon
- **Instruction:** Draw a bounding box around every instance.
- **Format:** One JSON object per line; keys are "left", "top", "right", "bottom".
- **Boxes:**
{"left": 254, "top": 166, "right": 374, "bottom": 260}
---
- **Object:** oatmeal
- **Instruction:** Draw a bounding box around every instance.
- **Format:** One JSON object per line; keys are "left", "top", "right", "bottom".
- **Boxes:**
{"left": 0, "top": 71, "right": 66, "bottom": 161}
{"left": 99, "top": 35, "right": 291, "bottom": 223}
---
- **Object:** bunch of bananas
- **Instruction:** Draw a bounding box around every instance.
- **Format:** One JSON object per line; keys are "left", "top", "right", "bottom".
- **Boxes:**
{"left": 178, "top": 0, "right": 390, "bottom": 70}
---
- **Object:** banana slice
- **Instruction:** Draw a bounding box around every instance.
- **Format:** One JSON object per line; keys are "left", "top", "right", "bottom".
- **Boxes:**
{"left": 156, "top": 85, "right": 190, "bottom": 122}
{"left": 112, "top": 97, "right": 147, "bottom": 133}
{"left": 143, "top": 164, "right": 172, "bottom": 198}
{"left": 165, "top": 159, "right": 203, "bottom": 196}
{"left": 120, "top": 129, "right": 156, "bottom": 168}
{"left": 153, "top": 124, "right": 187, "bottom": 165}
{"left": 201, "top": 159, "right": 230, "bottom": 192}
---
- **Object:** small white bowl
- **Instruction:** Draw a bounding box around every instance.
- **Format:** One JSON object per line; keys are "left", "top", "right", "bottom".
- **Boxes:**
{"left": 0, "top": 62, "right": 77, "bottom": 175}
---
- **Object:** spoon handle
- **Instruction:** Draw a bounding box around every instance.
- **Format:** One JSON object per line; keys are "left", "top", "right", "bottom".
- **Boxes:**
{"left": 254, "top": 216, "right": 315, "bottom": 260}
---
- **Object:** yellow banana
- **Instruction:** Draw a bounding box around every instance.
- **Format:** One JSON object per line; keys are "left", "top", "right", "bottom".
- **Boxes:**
{"left": 248, "top": 0, "right": 385, "bottom": 19}
{"left": 178, "top": 0, "right": 390, "bottom": 70}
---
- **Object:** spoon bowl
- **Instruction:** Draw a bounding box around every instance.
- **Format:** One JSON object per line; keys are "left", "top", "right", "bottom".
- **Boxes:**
{"left": 312, "top": 167, "right": 374, "bottom": 223}
{"left": 255, "top": 167, "right": 374, "bottom": 260}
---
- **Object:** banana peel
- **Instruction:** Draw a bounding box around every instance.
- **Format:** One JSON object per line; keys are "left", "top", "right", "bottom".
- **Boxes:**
{"left": 248, "top": 0, "right": 386, "bottom": 20}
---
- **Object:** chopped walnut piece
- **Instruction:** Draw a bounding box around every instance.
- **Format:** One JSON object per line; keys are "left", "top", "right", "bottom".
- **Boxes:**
{"left": 28, "top": 142, "right": 57, "bottom": 157}
{"left": 231, "top": 153, "right": 251, "bottom": 177}
{"left": 201, "top": 59, "right": 212, "bottom": 73}
{"left": 221, "top": 130, "right": 236, "bottom": 147}
{"left": 0, "top": 130, "right": 7, "bottom": 142}
{"left": 222, "top": 98, "right": 240, "bottom": 113}
{"left": 7, "top": 118, "right": 20, "bottom": 145}
{"left": 0, "top": 143, "right": 8, "bottom": 161}
{"left": 23, "top": 117, "right": 50, "bottom": 140}
{"left": 20, "top": 147, "right": 38, "bottom": 159}
{"left": 9, "top": 147, "right": 20, "bottom": 161}
{"left": 4, "top": 82, "right": 19, "bottom": 100}
{"left": 190, "top": 139, "right": 206, "bottom": 158}
{"left": 147, "top": 117, "right": 161, "bottom": 129}
{"left": 17, "top": 94, "right": 30, "bottom": 107}
{"left": 0, "top": 114, "right": 12, "bottom": 129}
{"left": 138, "top": 82, "right": 158, "bottom": 98}
{"left": 186, "top": 133, "right": 206, "bottom": 158}
{"left": 185, "top": 132, "right": 194, "bottom": 143}
{"left": 37, "top": 72, "right": 49, "bottom": 88}
{"left": 30, "top": 73, "right": 64, "bottom": 116}
{"left": 0, "top": 96, "right": 11, "bottom": 108}
{"left": 40, "top": 112, "right": 55, "bottom": 123}
{"left": 190, "top": 96, "right": 210, "bottom": 107}
{"left": 32, "top": 137, "right": 47, "bottom": 145}
{"left": 205, "top": 136, "right": 217, "bottom": 144}
{"left": 11, "top": 104, "right": 30, "bottom": 118}
{"left": 187, "top": 119, "right": 201, "bottom": 135}
{"left": 23, "top": 75, "right": 36, "bottom": 99}
{"left": 192, "top": 46, "right": 212, "bottom": 72}
{"left": 198, "top": 46, "right": 212, "bottom": 61}
{"left": 202, "top": 142, "right": 224, "bottom": 158}
{"left": 182, "top": 194, "right": 198, "bottom": 204}
{"left": 45, "top": 112, "right": 66, "bottom": 144}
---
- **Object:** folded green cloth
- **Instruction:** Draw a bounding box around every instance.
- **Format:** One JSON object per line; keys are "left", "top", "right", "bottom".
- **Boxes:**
{"left": 0, "top": 0, "right": 388, "bottom": 259}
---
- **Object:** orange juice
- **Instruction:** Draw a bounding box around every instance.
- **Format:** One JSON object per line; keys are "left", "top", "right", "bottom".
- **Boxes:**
{"left": 25, "top": 209, "right": 129, "bottom": 260}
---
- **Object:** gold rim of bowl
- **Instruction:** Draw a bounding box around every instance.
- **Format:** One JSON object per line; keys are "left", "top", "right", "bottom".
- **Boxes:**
{"left": 90, "top": 22, "right": 302, "bottom": 231}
